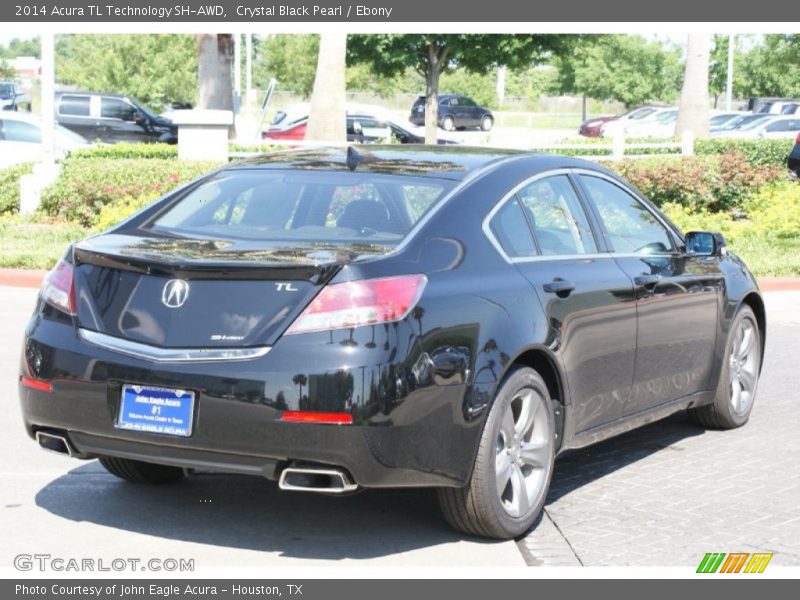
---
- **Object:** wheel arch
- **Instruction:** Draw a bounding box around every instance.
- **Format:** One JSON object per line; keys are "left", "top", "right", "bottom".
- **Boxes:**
{"left": 741, "top": 291, "right": 767, "bottom": 371}
{"left": 506, "top": 346, "right": 568, "bottom": 451}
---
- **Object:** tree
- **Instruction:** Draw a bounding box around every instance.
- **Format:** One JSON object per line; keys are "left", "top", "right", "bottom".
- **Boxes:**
{"left": 0, "top": 37, "right": 41, "bottom": 59}
{"left": 676, "top": 34, "right": 711, "bottom": 140}
{"left": 55, "top": 34, "right": 196, "bottom": 109}
{"left": 197, "top": 34, "right": 234, "bottom": 111}
{"left": 551, "top": 35, "right": 682, "bottom": 109}
{"left": 0, "top": 59, "right": 15, "bottom": 80}
{"left": 306, "top": 33, "right": 347, "bottom": 143}
{"left": 254, "top": 34, "right": 319, "bottom": 97}
{"left": 348, "top": 35, "right": 577, "bottom": 144}
{"left": 737, "top": 35, "right": 800, "bottom": 99}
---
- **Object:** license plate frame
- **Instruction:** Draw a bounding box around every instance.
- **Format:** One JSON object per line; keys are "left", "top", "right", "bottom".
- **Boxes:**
{"left": 117, "top": 384, "right": 195, "bottom": 437}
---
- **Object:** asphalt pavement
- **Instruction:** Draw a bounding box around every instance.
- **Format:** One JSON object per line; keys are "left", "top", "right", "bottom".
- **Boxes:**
{"left": 1, "top": 286, "right": 798, "bottom": 569}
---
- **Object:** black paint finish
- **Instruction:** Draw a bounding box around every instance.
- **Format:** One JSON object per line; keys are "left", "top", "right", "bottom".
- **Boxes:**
{"left": 18, "top": 147, "right": 764, "bottom": 488}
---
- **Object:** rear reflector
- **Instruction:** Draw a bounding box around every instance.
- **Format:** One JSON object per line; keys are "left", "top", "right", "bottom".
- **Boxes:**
{"left": 41, "top": 259, "right": 76, "bottom": 316}
{"left": 280, "top": 411, "right": 354, "bottom": 425}
{"left": 285, "top": 274, "right": 427, "bottom": 335}
{"left": 20, "top": 376, "right": 53, "bottom": 393}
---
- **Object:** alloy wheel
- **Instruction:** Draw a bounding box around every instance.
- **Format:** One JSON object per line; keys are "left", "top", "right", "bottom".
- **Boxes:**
{"left": 729, "top": 317, "right": 759, "bottom": 416}
{"left": 494, "top": 388, "right": 552, "bottom": 518}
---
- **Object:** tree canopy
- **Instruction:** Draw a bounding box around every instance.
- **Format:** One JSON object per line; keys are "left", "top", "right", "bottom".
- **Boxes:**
{"left": 348, "top": 34, "right": 577, "bottom": 142}
{"left": 55, "top": 34, "right": 197, "bottom": 109}
{"left": 551, "top": 35, "right": 682, "bottom": 108}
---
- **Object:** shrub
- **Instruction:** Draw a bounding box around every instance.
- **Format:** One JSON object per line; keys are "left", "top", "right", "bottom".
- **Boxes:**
{"left": 69, "top": 143, "right": 178, "bottom": 160}
{"left": 694, "top": 138, "right": 794, "bottom": 169}
{"left": 606, "top": 152, "right": 784, "bottom": 212}
{"left": 0, "top": 162, "right": 35, "bottom": 214}
{"left": 39, "top": 158, "right": 221, "bottom": 227}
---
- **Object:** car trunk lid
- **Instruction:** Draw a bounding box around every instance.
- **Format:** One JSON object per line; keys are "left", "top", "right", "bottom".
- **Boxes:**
{"left": 71, "top": 234, "right": 388, "bottom": 348}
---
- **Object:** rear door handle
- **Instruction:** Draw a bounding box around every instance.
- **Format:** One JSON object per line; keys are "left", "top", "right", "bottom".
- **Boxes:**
{"left": 634, "top": 274, "right": 661, "bottom": 287}
{"left": 543, "top": 279, "right": 576, "bottom": 297}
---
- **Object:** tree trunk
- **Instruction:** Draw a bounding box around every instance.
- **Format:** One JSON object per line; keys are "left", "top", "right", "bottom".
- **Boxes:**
{"left": 425, "top": 42, "right": 442, "bottom": 145}
{"left": 306, "top": 32, "right": 347, "bottom": 143}
{"left": 196, "top": 34, "right": 234, "bottom": 111}
{"left": 676, "top": 34, "right": 711, "bottom": 139}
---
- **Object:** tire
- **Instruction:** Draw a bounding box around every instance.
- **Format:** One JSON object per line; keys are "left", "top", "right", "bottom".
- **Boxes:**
{"left": 480, "top": 115, "right": 494, "bottom": 131}
{"left": 441, "top": 115, "right": 455, "bottom": 131}
{"left": 99, "top": 456, "right": 184, "bottom": 484}
{"left": 689, "top": 305, "right": 761, "bottom": 429}
{"left": 437, "top": 366, "right": 555, "bottom": 539}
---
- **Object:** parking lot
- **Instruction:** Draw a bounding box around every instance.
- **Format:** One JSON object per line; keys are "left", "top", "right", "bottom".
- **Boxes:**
{"left": 1, "top": 286, "right": 798, "bottom": 568}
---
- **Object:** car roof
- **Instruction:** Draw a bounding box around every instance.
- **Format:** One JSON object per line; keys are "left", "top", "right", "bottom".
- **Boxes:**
{"left": 56, "top": 91, "right": 130, "bottom": 100}
{"left": 227, "top": 146, "right": 609, "bottom": 181}
{"left": 0, "top": 111, "right": 41, "bottom": 124}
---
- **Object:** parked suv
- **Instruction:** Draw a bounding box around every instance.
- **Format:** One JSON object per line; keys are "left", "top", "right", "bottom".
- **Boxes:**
{"left": 55, "top": 92, "right": 177, "bottom": 144}
{"left": 0, "top": 82, "right": 31, "bottom": 111}
{"left": 410, "top": 94, "right": 494, "bottom": 131}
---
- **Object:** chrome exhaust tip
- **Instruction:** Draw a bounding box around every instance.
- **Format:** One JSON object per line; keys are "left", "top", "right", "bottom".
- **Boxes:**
{"left": 278, "top": 466, "right": 358, "bottom": 494}
{"left": 35, "top": 430, "right": 75, "bottom": 457}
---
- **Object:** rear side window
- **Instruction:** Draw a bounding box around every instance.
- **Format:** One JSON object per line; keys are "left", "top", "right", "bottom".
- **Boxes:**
{"left": 580, "top": 175, "right": 673, "bottom": 255}
{"left": 489, "top": 198, "right": 537, "bottom": 258}
{"left": 149, "top": 171, "right": 454, "bottom": 245}
{"left": 59, "top": 95, "right": 90, "bottom": 117}
{"left": 1, "top": 119, "right": 40, "bottom": 143}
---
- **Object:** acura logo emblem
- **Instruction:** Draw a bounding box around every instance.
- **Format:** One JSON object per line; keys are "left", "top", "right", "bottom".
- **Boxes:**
{"left": 162, "top": 279, "right": 190, "bottom": 308}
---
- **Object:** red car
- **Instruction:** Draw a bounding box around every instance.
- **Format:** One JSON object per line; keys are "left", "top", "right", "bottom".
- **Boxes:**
{"left": 579, "top": 105, "right": 668, "bottom": 137}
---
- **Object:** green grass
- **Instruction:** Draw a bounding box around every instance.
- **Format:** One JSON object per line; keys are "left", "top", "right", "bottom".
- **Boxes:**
{"left": 729, "top": 236, "right": 800, "bottom": 278}
{"left": 0, "top": 216, "right": 88, "bottom": 270}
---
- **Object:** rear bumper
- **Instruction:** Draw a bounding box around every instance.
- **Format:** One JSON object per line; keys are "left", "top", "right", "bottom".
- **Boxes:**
{"left": 19, "top": 314, "right": 484, "bottom": 488}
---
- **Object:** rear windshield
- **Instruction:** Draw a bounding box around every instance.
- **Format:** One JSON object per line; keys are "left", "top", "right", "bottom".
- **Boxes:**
{"left": 148, "top": 170, "right": 455, "bottom": 245}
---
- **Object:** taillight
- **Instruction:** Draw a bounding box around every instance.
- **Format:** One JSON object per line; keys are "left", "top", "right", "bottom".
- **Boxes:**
{"left": 285, "top": 274, "right": 427, "bottom": 335}
{"left": 41, "top": 259, "right": 76, "bottom": 316}
{"left": 280, "top": 411, "right": 353, "bottom": 425}
{"left": 796, "top": 132, "right": 800, "bottom": 143}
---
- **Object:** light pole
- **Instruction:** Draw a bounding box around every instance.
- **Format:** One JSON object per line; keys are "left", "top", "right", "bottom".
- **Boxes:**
{"left": 726, "top": 33, "right": 735, "bottom": 111}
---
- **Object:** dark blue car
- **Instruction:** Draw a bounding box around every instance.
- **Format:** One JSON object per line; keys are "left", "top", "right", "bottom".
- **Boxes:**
{"left": 410, "top": 94, "right": 494, "bottom": 132}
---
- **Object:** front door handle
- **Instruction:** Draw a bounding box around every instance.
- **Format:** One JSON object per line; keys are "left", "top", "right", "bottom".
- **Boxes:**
{"left": 634, "top": 274, "right": 661, "bottom": 287}
{"left": 543, "top": 278, "right": 576, "bottom": 297}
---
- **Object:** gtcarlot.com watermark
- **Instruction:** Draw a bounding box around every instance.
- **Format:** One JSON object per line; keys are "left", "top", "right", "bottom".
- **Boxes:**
{"left": 14, "top": 553, "right": 195, "bottom": 572}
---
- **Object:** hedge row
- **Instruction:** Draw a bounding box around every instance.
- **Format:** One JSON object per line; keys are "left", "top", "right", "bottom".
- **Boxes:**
{"left": 0, "top": 162, "right": 35, "bottom": 214}
{"left": 533, "top": 137, "right": 794, "bottom": 169}
{"left": 605, "top": 152, "right": 785, "bottom": 212}
{"left": 39, "top": 158, "right": 222, "bottom": 227}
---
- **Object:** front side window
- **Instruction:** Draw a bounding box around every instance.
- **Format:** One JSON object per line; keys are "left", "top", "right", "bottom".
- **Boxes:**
{"left": 580, "top": 175, "right": 673, "bottom": 255}
{"left": 517, "top": 175, "right": 598, "bottom": 256}
{"left": 101, "top": 98, "right": 137, "bottom": 122}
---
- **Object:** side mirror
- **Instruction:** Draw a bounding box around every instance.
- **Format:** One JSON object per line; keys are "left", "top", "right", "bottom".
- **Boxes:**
{"left": 133, "top": 111, "right": 146, "bottom": 125}
{"left": 685, "top": 231, "right": 726, "bottom": 257}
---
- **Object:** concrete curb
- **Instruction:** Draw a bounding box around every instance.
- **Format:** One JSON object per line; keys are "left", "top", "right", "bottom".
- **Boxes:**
{"left": 0, "top": 269, "right": 48, "bottom": 289}
{"left": 1, "top": 268, "right": 799, "bottom": 292}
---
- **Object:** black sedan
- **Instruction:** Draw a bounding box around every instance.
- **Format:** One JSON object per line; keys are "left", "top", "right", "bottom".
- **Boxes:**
{"left": 19, "top": 147, "right": 765, "bottom": 539}
{"left": 410, "top": 95, "right": 494, "bottom": 131}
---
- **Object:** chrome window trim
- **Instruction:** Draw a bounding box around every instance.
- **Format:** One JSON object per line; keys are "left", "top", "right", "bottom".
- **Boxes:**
{"left": 78, "top": 328, "right": 271, "bottom": 363}
{"left": 482, "top": 167, "right": 683, "bottom": 265}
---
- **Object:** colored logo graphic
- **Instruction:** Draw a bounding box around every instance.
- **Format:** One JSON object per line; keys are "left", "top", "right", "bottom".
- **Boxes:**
{"left": 696, "top": 552, "right": 773, "bottom": 573}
